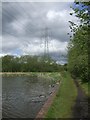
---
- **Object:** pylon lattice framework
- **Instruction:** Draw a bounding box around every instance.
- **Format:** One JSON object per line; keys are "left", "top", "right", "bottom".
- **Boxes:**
{"left": 44, "top": 27, "right": 50, "bottom": 58}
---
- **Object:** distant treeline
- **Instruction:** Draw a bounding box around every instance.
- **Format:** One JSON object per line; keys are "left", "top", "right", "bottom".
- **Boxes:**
{"left": 0, "top": 55, "right": 67, "bottom": 72}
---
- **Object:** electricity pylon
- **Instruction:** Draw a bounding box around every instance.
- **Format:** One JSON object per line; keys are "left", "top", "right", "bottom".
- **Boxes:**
{"left": 44, "top": 27, "right": 49, "bottom": 59}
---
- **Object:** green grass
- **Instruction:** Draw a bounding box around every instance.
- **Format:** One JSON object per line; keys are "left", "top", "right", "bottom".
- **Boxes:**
{"left": 78, "top": 80, "right": 89, "bottom": 96}
{"left": 45, "top": 71, "right": 77, "bottom": 118}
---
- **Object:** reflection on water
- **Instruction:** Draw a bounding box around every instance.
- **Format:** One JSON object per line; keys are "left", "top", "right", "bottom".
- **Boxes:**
{"left": 2, "top": 76, "right": 54, "bottom": 118}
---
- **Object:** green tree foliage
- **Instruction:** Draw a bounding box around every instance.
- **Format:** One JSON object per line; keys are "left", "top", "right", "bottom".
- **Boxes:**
{"left": 2, "top": 55, "right": 21, "bottom": 72}
{"left": 0, "top": 57, "right": 2, "bottom": 72}
{"left": 1, "top": 55, "right": 62, "bottom": 72}
{"left": 68, "top": 1, "right": 90, "bottom": 82}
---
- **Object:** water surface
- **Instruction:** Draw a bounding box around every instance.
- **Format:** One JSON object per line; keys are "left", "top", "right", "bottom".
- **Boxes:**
{"left": 2, "top": 75, "right": 54, "bottom": 118}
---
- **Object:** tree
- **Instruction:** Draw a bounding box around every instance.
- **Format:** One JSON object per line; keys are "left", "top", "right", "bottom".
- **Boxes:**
{"left": 68, "top": 1, "right": 90, "bottom": 82}
{"left": 2, "top": 55, "right": 14, "bottom": 72}
{"left": 1, "top": 55, "right": 62, "bottom": 72}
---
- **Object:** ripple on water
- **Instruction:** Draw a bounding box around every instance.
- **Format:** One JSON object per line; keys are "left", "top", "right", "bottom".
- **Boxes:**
{"left": 2, "top": 76, "right": 54, "bottom": 118}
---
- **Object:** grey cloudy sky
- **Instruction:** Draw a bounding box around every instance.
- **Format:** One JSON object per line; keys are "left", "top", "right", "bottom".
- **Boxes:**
{"left": 1, "top": 1, "right": 80, "bottom": 64}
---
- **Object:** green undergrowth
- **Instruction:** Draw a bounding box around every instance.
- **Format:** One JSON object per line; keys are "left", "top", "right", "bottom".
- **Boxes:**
{"left": 78, "top": 79, "right": 89, "bottom": 96}
{"left": 45, "top": 71, "right": 77, "bottom": 118}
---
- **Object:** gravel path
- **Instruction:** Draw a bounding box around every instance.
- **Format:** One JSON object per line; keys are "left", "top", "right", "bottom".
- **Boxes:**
{"left": 73, "top": 80, "right": 89, "bottom": 119}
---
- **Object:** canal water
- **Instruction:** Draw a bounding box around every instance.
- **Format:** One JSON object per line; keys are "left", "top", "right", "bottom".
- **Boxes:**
{"left": 2, "top": 75, "right": 54, "bottom": 118}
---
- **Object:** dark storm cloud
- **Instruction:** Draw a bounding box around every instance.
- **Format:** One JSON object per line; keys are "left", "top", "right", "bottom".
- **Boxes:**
{"left": 2, "top": 2, "right": 26, "bottom": 36}
{"left": 2, "top": 2, "right": 71, "bottom": 39}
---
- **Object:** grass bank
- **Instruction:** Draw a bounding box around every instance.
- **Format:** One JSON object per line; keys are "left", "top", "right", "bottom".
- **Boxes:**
{"left": 1, "top": 72, "right": 61, "bottom": 84}
{"left": 78, "top": 80, "right": 89, "bottom": 96}
{"left": 45, "top": 71, "right": 77, "bottom": 118}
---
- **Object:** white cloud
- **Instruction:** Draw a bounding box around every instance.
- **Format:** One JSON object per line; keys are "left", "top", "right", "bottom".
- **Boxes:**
{"left": 47, "top": 10, "right": 67, "bottom": 21}
{"left": 0, "top": 53, "right": 8, "bottom": 57}
{"left": 47, "top": 9, "right": 79, "bottom": 25}
{"left": 20, "top": 38, "right": 68, "bottom": 55}
{"left": 48, "top": 39, "right": 68, "bottom": 53}
{"left": 47, "top": 10, "right": 56, "bottom": 20}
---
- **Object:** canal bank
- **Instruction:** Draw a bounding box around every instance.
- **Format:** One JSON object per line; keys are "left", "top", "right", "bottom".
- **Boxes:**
{"left": 35, "top": 83, "right": 60, "bottom": 118}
